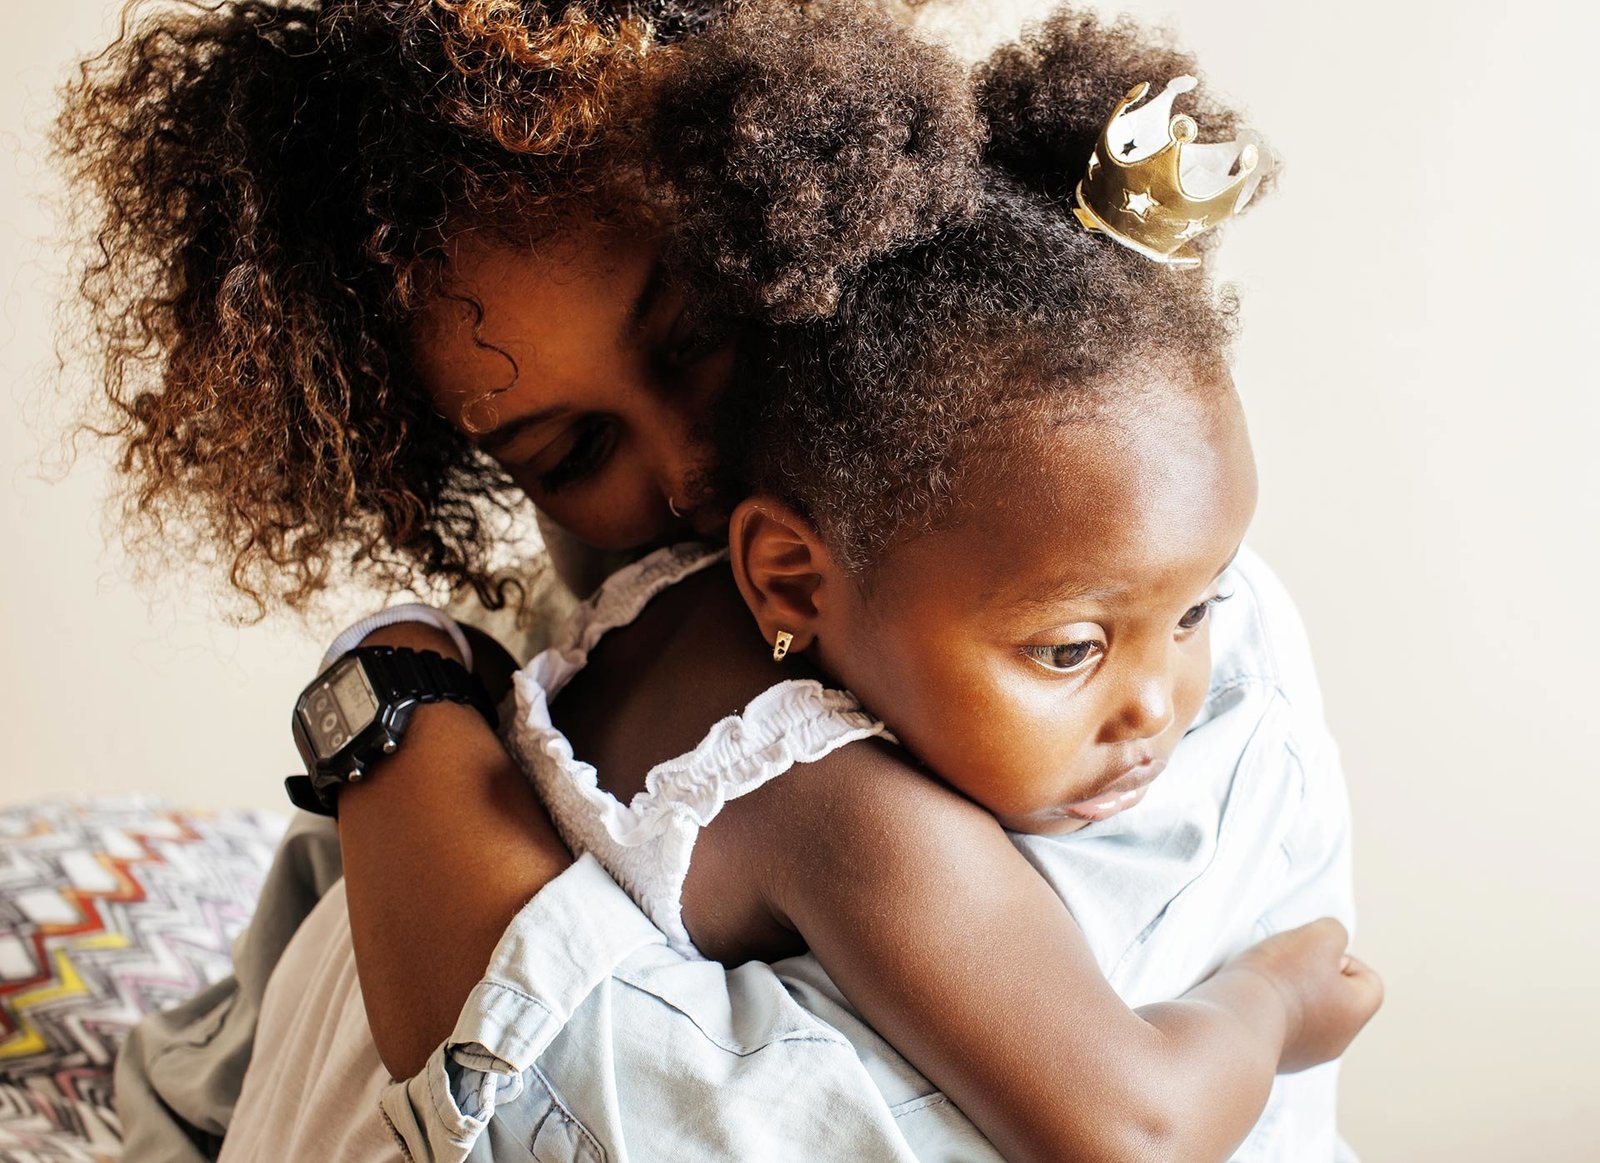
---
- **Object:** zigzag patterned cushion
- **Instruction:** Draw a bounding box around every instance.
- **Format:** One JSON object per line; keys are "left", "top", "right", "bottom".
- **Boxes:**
{"left": 0, "top": 799, "right": 286, "bottom": 1161}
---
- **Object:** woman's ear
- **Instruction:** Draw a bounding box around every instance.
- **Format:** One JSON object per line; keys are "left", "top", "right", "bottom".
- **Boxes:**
{"left": 727, "top": 497, "right": 835, "bottom": 657}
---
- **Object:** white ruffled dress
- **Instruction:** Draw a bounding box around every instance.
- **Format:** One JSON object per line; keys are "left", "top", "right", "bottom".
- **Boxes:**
{"left": 504, "top": 543, "right": 891, "bottom": 959}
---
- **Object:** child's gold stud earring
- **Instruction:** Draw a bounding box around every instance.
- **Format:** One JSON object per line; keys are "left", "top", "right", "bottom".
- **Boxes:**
{"left": 772, "top": 631, "right": 794, "bottom": 662}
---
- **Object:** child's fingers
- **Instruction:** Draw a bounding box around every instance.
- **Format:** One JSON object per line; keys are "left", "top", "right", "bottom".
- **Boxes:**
{"left": 1305, "top": 917, "right": 1350, "bottom": 945}
{"left": 1338, "top": 953, "right": 1385, "bottom": 1016}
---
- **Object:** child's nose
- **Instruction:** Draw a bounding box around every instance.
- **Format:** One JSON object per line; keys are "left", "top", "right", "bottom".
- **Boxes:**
{"left": 1108, "top": 672, "right": 1176, "bottom": 743}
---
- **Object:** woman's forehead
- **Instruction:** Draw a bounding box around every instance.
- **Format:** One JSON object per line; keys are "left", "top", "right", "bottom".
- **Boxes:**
{"left": 439, "top": 222, "right": 661, "bottom": 322}
{"left": 411, "top": 225, "right": 664, "bottom": 417}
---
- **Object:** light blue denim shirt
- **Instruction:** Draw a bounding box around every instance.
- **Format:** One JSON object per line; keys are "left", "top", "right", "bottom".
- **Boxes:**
{"left": 374, "top": 545, "right": 1358, "bottom": 1163}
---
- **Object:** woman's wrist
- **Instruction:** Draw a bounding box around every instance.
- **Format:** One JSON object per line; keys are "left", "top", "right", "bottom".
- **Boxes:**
{"left": 1208, "top": 960, "right": 1295, "bottom": 1042}
{"left": 322, "top": 602, "right": 473, "bottom": 670}
{"left": 355, "top": 621, "right": 466, "bottom": 664}
{"left": 353, "top": 618, "right": 518, "bottom": 704}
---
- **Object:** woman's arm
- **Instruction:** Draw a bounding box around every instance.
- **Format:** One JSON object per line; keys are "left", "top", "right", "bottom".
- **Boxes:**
{"left": 717, "top": 740, "right": 1380, "bottom": 1163}
{"left": 333, "top": 621, "right": 572, "bottom": 1079}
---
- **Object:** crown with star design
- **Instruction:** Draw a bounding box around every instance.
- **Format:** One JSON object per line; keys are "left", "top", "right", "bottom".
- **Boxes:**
{"left": 1073, "top": 76, "right": 1272, "bottom": 267}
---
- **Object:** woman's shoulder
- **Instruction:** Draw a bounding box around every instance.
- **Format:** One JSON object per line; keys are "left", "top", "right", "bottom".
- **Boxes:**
{"left": 1196, "top": 545, "right": 1347, "bottom": 823}
{"left": 1210, "top": 544, "right": 1329, "bottom": 723}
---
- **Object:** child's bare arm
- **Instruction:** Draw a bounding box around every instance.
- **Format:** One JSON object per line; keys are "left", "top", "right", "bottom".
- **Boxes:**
{"left": 718, "top": 741, "right": 1380, "bottom": 1163}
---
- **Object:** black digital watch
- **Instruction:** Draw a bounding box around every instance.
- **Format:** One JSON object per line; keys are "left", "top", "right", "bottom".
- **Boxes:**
{"left": 285, "top": 646, "right": 498, "bottom": 816}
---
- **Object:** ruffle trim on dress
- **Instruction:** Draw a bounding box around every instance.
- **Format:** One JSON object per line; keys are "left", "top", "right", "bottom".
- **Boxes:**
{"left": 512, "top": 675, "right": 886, "bottom": 851}
{"left": 504, "top": 542, "right": 895, "bottom": 957}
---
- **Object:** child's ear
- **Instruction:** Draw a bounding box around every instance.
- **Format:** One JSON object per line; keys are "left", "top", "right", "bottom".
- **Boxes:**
{"left": 727, "top": 497, "right": 835, "bottom": 657}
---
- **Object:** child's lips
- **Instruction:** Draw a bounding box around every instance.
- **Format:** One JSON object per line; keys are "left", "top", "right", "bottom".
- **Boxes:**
{"left": 1061, "top": 758, "right": 1168, "bottom": 822}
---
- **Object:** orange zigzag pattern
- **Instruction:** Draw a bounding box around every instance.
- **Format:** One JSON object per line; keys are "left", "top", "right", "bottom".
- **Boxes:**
{"left": 0, "top": 813, "right": 204, "bottom": 1048}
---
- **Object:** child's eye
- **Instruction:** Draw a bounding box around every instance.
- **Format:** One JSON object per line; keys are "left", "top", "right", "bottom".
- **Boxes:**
{"left": 1023, "top": 641, "right": 1102, "bottom": 673}
{"left": 537, "top": 418, "right": 617, "bottom": 495}
{"left": 1178, "top": 591, "right": 1234, "bottom": 631}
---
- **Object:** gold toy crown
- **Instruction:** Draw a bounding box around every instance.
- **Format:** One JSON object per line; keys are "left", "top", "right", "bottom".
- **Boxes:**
{"left": 1073, "top": 76, "right": 1272, "bottom": 267}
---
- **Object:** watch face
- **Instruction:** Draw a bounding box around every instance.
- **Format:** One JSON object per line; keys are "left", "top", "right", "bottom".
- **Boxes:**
{"left": 299, "top": 657, "right": 381, "bottom": 762}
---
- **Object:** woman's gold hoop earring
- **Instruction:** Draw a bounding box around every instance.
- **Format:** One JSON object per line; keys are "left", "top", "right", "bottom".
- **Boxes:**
{"left": 668, "top": 497, "right": 684, "bottom": 519}
{"left": 772, "top": 631, "right": 794, "bottom": 662}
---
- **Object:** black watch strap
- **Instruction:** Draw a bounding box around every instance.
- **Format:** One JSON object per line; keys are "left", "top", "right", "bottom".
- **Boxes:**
{"left": 285, "top": 646, "right": 498, "bottom": 817}
{"left": 361, "top": 646, "right": 499, "bottom": 724}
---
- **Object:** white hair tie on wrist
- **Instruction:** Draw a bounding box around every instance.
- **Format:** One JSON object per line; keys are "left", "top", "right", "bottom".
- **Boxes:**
{"left": 319, "top": 603, "right": 474, "bottom": 673}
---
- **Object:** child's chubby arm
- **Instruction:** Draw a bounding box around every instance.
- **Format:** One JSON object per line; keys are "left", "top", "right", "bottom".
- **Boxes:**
{"left": 691, "top": 738, "right": 1382, "bottom": 1163}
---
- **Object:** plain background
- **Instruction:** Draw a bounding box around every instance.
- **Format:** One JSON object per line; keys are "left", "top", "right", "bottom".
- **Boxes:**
{"left": 3, "top": 0, "right": 1596, "bottom": 1159}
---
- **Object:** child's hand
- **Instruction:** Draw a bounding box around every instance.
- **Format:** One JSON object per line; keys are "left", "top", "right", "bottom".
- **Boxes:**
{"left": 1232, "top": 918, "right": 1384, "bottom": 1073}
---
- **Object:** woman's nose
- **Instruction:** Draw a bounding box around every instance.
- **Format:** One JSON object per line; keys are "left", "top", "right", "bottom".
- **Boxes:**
{"left": 643, "top": 354, "right": 729, "bottom": 521}
{"left": 640, "top": 403, "right": 713, "bottom": 522}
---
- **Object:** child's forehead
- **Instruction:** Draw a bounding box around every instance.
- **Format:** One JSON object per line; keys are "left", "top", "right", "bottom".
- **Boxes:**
{"left": 900, "top": 382, "right": 1256, "bottom": 608}
{"left": 980, "top": 371, "right": 1242, "bottom": 490}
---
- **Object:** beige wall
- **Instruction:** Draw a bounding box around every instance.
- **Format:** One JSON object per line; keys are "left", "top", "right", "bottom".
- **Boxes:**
{"left": 4, "top": 1, "right": 1597, "bottom": 1159}
{"left": 2, "top": 0, "right": 388, "bottom": 815}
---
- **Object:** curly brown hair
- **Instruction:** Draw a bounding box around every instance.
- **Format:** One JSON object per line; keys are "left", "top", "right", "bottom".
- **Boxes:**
{"left": 638, "top": 0, "right": 987, "bottom": 323}
{"left": 54, "top": 0, "right": 700, "bottom": 619}
{"left": 645, "top": 2, "right": 1267, "bottom": 569}
{"left": 56, "top": 0, "right": 1252, "bottom": 614}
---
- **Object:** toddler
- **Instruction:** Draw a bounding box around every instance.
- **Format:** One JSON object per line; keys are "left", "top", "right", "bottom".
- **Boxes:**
{"left": 505, "top": 4, "right": 1382, "bottom": 1161}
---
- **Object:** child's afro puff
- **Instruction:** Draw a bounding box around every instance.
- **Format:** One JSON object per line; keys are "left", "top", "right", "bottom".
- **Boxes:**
{"left": 640, "top": 0, "right": 987, "bottom": 321}
{"left": 649, "top": 4, "right": 1262, "bottom": 569}
{"left": 975, "top": 8, "right": 1267, "bottom": 248}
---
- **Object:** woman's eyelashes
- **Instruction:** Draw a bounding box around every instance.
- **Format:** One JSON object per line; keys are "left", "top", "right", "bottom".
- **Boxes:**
{"left": 660, "top": 308, "right": 721, "bottom": 372}
{"left": 535, "top": 417, "right": 617, "bottom": 495}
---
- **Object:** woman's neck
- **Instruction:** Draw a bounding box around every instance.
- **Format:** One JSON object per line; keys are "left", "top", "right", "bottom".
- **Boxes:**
{"left": 550, "top": 560, "right": 824, "bottom": 803}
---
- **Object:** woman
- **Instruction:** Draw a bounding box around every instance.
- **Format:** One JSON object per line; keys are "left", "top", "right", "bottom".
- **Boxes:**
{"left": 71, "top": 0, "right": 991, "bottom": 1153}
{"left": 61, "top": 1, "right": 1358, "bottom": 1158}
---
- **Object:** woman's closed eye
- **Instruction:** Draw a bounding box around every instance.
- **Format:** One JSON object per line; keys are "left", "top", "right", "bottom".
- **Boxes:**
{"left": 1177, "top": 591, "right": 1233, "bottom": 631}
{"left": 532, "top": 416, "right": 618, "bottom": 495}
{"left": 660, "top": 308, "right": 722, "bottom": 372}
